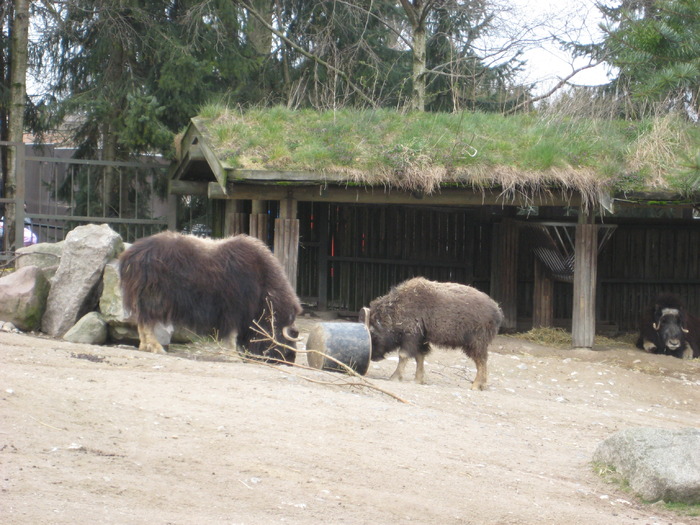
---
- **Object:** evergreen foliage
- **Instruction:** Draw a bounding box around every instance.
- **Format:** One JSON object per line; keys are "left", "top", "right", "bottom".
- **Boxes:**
{"left": 586, "top": 0, "right": 700, "bottom": 117}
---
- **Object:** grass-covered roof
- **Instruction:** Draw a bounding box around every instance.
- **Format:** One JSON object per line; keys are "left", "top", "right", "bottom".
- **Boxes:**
{"left": 179, "top": 105, "right": 700, "bottom": 207}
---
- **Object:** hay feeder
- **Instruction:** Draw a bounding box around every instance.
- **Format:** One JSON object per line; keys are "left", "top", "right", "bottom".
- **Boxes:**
{"left": 306, "top": 322, "right": 372, "bottom": 375}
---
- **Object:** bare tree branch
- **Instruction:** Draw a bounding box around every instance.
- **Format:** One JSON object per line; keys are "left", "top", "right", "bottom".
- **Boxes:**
{"left": 506, "top": 60, "right": 603, "bottom": 114}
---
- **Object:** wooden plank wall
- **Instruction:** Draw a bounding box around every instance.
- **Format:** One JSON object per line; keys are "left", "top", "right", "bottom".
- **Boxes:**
{"left": 297, "top": 202, "right": 494, "bottom": 313}
{"left": 296, "top": 203, "right": 700, "bottom": 333}
{"left": 597, "top": 223, "right": 700, "bottom": 332}
{"left": 518, "top": 222, "right": 700, "bottom": 332}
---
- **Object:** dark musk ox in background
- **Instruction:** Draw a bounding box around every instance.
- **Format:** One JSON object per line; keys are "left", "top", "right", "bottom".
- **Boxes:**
{"left": 361, "top": 277, "right": 503, "bottom": 390}
{"left": 636, "top": 292, "right": 700, "bottom": 360}
{"left": 120, "top": 232, "right": 302, "bottom": 363}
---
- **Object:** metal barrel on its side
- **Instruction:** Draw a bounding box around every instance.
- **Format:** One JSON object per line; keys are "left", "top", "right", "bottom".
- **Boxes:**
{"left": 305, "top": 322, "right": 372, "bottom": 375}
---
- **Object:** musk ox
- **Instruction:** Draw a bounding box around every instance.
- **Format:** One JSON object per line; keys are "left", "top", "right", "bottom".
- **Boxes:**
{"left": 361, "top": 277, "right": 503, "bottom": 390}
{"left": 635, "top": 293, "right": 700, "bottom": 360}
{"left": 119, "top": 231, "right": 302, "bottom": 362}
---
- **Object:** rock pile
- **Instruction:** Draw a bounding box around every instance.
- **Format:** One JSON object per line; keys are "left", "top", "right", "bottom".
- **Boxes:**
{"left": 3, "top": 224, "right": 137, "bottom": 345}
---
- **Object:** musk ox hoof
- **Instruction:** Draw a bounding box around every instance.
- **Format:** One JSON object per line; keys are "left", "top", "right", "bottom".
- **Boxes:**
{"left": 470, "top": 382, "right": 487, "bottom": 391}
{"left": 139, "top": 342, "right": 166, "bottom": 354}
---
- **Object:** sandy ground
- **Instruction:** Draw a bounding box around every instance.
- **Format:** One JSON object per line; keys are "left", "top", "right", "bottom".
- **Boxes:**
{"left": 2, "top": 316, "right": 700, "bottom": 525}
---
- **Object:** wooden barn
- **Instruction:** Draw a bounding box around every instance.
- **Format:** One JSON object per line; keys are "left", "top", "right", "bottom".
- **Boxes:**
{"left": 169, "top": 108, "right": 700, "bottom": 348}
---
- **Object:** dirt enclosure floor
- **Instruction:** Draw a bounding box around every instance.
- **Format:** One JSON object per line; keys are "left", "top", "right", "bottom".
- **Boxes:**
{"left": 2, "top": 316, "right": 700, "bottom": 525}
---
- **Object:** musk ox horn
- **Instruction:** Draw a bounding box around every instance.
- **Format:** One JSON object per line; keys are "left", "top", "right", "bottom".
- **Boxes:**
{"left": 683, "top": 327, "right": 689, "bottom": 334}
{"left": 282, "top": 326, "right": 303, "bottom": 342}
{"left": 359, "top": 307, "right": 370, "bottom": 327}
{"left": 652, "top": 322, "right": 660, "bottom": 331}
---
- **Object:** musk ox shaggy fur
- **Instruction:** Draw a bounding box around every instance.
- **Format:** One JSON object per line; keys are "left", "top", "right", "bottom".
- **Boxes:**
{"left": 636, "top": 292, "right": 700, "bottom": 360}
{"left": 362, "top": 277, "right": 503, "bottom": 390}
{"left": 119, "top": 231, "right": 302, "bottom": 362}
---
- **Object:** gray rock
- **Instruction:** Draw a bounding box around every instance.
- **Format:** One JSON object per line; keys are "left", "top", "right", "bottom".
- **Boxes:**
{"left": 593, "top": 427, "right": 700, "bottom": 504}
{"left": 16, "top": 241, "right": 64, "bottom": 279}
{"left": 100, "top": 259, "right": 127, "bottom": 323}
{"left": 41, "top": 224, "right": 124, "bottom": 337}
{"left": 64, "top": 312, "right": 108, "bottom": 345}
{"left": 1, "top": 321, "right": 19, "bottom": 332}
{"left": 0, "top": 266, "right": 50, "bottom": 331}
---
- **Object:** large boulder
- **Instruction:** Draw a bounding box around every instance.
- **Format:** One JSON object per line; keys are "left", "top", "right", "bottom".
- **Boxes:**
{"left": 63, "top": 311, "right": 108, "bottom": 345}
{"left": 41, "top": 224, "right": 124, "bottom": 337}
{"left": 593, "top": 427, "right": 700, "bottom": 504}
{"left": 100, "top": 259, "right": 127, "bottom": 323}
{"left": 0, "top": 265, "right": 50, "bottom": 331}
{"left": 15, "top": 241, "right": 64, "bottom": 280}
{"left": 100, "top": 258, "right": 139, "bottom": 344}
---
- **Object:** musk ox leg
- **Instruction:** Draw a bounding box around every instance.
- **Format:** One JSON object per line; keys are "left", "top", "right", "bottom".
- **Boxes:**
{"left": 390, "top": 350, "right": 412, "bottom": 381}
{"left": 223, "top": 331, "right": 239, "bottom": 352}
{"left": 641, "top": 339, "right": 657, "bottom": 353}
{"left": 137, "top": 323, "right": 166, "bottom": 354}
{"left": 470, "top": 351, "right": 488, "bottom": 391}
{"left": 414, "top": 352, "right": 426, "bottom": 384}
{"left": 681, "top": 343, "right": 693, "bottom": 360}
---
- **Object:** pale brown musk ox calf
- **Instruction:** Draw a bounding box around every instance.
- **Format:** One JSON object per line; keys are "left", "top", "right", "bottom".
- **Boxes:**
{"left": 119, "top": 232, "right": 302, "bottom": 363}
{"left": 361, "top": 277, "right": 503, "bottom": 390}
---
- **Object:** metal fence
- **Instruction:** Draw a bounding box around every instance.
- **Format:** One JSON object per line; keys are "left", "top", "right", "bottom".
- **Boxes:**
{"left": 1, "top": 141, "right": 172, "bottom": 262}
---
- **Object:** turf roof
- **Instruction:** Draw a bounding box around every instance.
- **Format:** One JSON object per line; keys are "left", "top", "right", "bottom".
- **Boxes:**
{"left": 178, "top": 106, "right": 700, "bottom": 208}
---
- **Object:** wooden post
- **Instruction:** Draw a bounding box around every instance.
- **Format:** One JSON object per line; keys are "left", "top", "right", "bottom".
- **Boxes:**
{"left": 532, "top": 258, "right": 554, "bottom": 328}
{"left": 249, "top": 200, "right": 268, "bottom": 241}
{"left": 224, "top": 200, "right": 246, "bottom": 236}
{"left": 572, "top": 212, "right": 597, "bottom": 348}
{"left": 490, "top": 218, "right": 518, "bottom": 332}
{"left": 274, "top": 197, "right": 299, "bottom": 291}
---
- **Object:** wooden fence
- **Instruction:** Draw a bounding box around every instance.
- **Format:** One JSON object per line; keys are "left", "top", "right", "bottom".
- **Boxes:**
{"left": 0, "top": 142, "right": 171, "bottom": 259}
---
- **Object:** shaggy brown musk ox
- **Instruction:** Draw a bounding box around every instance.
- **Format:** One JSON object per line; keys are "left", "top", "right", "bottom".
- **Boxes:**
{"left": 119, "top": 232, "right": 302, "bottom": 362}
{"left": 636, "top": 292, "right": 700, "bottom": 359}
{"left": 362, "top": 277, "right": 503, "bottom": 390}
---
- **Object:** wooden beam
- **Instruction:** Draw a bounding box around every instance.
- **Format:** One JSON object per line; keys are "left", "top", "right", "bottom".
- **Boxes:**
{"left": 274, "top": 197, "right": 300, "bottom": 292}
{"left": 208, "top": 182, "right": 227, "bottom": 198}
{"left": 275, "top": 217, "right": 299, "bottom": 291}
{"left": 224, "top": 200, "right": 245, "bottom": 236}
{"left": 572, "top": 215, "right": 598, "bottom": 348}
{"left": 219, "top": 182, "right": 581, "bottom": 207}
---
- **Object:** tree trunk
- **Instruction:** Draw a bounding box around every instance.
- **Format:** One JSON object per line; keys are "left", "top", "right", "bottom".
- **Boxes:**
{"left": 399, "top": 1, "right": 427, "bottom": 112}
{"left": 411, "top": 25, "right": 427, "bottom": 112}
{"left": 6, "top": 0, "right": 29, "bottom": 251}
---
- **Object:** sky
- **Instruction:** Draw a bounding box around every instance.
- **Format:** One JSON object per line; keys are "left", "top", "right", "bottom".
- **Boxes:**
{"left": 509, "top": 0, "right": 615, "bottom": 95}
